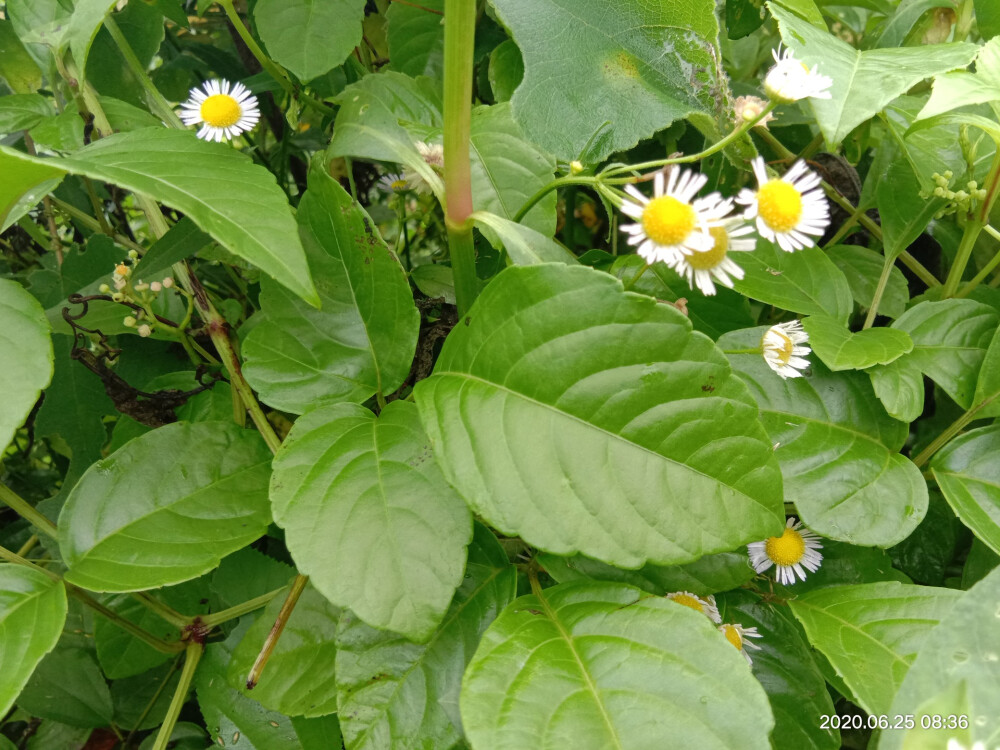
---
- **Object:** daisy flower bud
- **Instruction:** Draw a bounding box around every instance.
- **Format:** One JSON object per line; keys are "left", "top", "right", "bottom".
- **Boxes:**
{"left": 761, "top": 320, "right": 811, "bottom": 378}
{"left": 137, "top": 324, "right": 153, "bottom": 338}
{"left": 569, "top": 160, "right": 585, "bottom": 175}
{"left": 734, "top": 95, "right": 775, "bottom": 128}
{"left": 763, "top": 47, "right": 833, "bottom": 103}
{"left": 748, "top": 516, "right": 824, "bottom": 585}
{"left": 665, "top": 591, "right": 722, "bottom": 623}
{"left": 179, "top": 79, "right": 260, "bottom": 143}
{"left": 123, "top": 316, "right": 137, "bottom": 327}
{"left": 737, "top": 157, "right": 831, "bottom": 252}
{"left": 127, "top": 249, "right": 139, "bottom": 260}
{"left": 718, "top": 623, "right": 763, "bottom": 665}
{"left": 99, "top": 284, "right": 111, "bottom": 294}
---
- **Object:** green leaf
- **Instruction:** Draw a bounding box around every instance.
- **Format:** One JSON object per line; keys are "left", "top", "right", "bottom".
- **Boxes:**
{"left": 6, "top": 0, "right": 72, "bottom": 50}
{"left": 100, "top": 96, "right": 164, "bottom": 132}
{"left": 210, "top": 547, "right": 294, "bottom": 615}
{"left": 538, "top": 550, "right": 756, "bottom": 596}
{"left": 978, "top": 0, "right": 1000, "bottom": 39}
{"left": 471, "top": 211, "right": 576, "bottom": 265}
{"left": 771, "top": 3, "right": 978, "bottom": 146}
{"left": 0, "top": 129, "right": 319, "bottom": 306}
{"left": 788, "top": 582, "right": 962, "bottom": 715}
{"left": 869, "top": 0, "right": 955, "bottom": 49}
{"left": 415, "top": 264, "right": 784, "bottom": 568}
{"left": 868, "top": 358, "right": 926, "bottom": 423}
{"left": 132, "top": 216, "right": 211, "bottom": 279}
{"left": 801, "top": 314, "right": 913, "bottom": 371}
{"left": 723, "top": 326, "right": 928, "bottom": 547}
{"left": 336, "top": 523, "right": 517, "bottom": 750}
{"left": 17, "top": 647, "right": 114, "bottom": 727}
{"left": 972, "top": 322, "right": 1000, "bottom": 418}
{"left": 0, "top": 566, "right": 67, "bottom": 717}
{"left": 932, "top": 425, "right": 1000, "bottom": 556}
{"left": 271, "top": 401, "right": 471, "bottom": 641}
{"left": 726, "top": 0, "right": 767, "bottom": 39}
{"left": 488, "top": 39, "right": 523, "bottom": 103}
{"left": 410, "top": 264, "right": 456, "bottom": 305}
{"left": 918, "top": 37, "right": 1000, "bottom": 121}
{"left": 254, "top": 0, "right": 366, "bottom": 82}
{"left": 827, "top": 244, "right": 908, "bottom": 319}
{"left": 0, "top": 93, "right": 55, "bottom": 133}
{"left": 460, "top": 581, "right": 774, "bottom": 749}
{"left": 242, "top": 168, "right": 419, "bottom": 414}
{"left": 881, "top": 566, "right": 1000, "bottom": 750}
{"left": 489, "top": 0, "right": 731, "bottom": 162}
{"left": 718, "top": 592, "right": 839, "bottom": 750}
{"left": 197, "top": 620, "right": 328, "bottom": 750}
{"left": 889, "top": 492, "right": 959, "bottom": 586}
{"left": 877, "top": 155, "right": 947, "bottom": 259}
{"left": 731, "top": 240, "right": 854, "bottom": 323}
{"left": 0, "top": 154, "right": 65, "bottom": 237}
{"left": 0, "top": 19, "right": 43, "bottom": 93}
{"left": 67, "top": 0, "right": 118, "bottom": 78}
{"left": 228, "top": 583, "right": 340, "bottom": 718}
{"left": 58, "top": 421, "right": 273, "bottom": 592}
{"left": 386, "top": 0, "right": 444, "bottom": 78}
{"left": 111, "top": 663, "right": 183, "bottom": 732}
{"left": 0, "top": 278, "right": 53, "bottom": 454}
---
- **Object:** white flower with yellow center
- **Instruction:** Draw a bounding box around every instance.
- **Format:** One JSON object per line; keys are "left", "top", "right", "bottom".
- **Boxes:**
{"left": 738, "top": 157, "right": 830, "bottom": 252}
{"left": 719, "top": 623, "right": 763, "bottom": 665}
{"left": 665, "top": 591, "right": 722, "bottom": 624}
{"left": 764, "top": 47, "right": 833, "bottom": 103}
{"left": 179, "top": 79, "right": 259, "bottom": 143}
{"left": 748, "top": 516, "right": 824, "bottom": 585}
{"left": 762, "top": 320, "right": 811, "bottom": 378}
{"left": 668, "top": 208, "right": 756, "bottom": 296}
{"left": 620, "top": 169, "right": 728, "bottom": 265}
{"left": 377, "top": 173, "right": 410, "bottom": 194}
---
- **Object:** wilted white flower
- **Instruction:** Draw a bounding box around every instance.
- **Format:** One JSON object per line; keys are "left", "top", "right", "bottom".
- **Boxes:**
{"left": 665, "top": 591, "right": 722, "bottom": 624}
{"left": 762, "top": 320, "right": 811, "bottom": 378}
{"left": 734, "top": 95, "right": 775, "bottom": 128}
{"left": 748, "top": 516, "right": 824, "bottom": 585}
{"left": 179, "top": 79, "right": 260, "bottom": 143}
{"left": 719, "top": 623, "right": 763, "bottom": 665}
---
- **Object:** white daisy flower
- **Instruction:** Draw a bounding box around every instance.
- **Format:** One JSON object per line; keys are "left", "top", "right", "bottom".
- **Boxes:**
{"left": 719, "top": 623, "right": 763, "bottom": 665}
{"left": 748, "top": 516, "right": 824, "bottom": 585}
{"left": 763, "top": 47, "right": 833, "bottom": 103}
{"left": 403, "top": 142, "right": 445, "bottom": 195}
{"left": 619, "top": 169, "right": 730, "bottom": 265}
{"left": 179, "top": 79, "right": 259, "bottom": 143}
{"left": 377, "top": 173, "right": 410, "bottom": 194}
{"left": 665, "top": 591, "right": 722, "bottom": 624}
{"left": 762, "top": 320, "right": 811, "bottom": 379}
{"left": 737, "top": 157, "right": 830, "bottom": 252}
{"left": 668, "top": 206, "right": 756, "bottom": 296}
{"left": 734, "top": 95, "right": 775, "bottom": 129}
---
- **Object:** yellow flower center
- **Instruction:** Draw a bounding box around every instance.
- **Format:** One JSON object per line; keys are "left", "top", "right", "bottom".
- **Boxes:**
{"left": 685, "top": 226, "right": 729, "bottom": 270}
{"left": 641, "top": 196, "right": 697, "bottom": 246}
{"left": 391, "top": 179, "right": 408, "bottom": 191}
{"left": 669, "top": 593, "right": 705, "bottom": 614}
{"left": 764, "top": 527, "right": 807, "bottom": 566}
{"left": 200, "top": 94, "right": 242, "bottom": 128}
{"left": 757, "top": 180, "right": 803, "bottom": 233}
{"left": 767, "top": 330, "right": 795, "bottom": 364}
{"left": 722, "top": 624, "right": 743, "bottom": 650}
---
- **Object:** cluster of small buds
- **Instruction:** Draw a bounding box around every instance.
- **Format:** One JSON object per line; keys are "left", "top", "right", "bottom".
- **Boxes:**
{"left": 926, "top": 171, "right": 988, "bottom": 219}
{"left": 97, "top": 252, "right": 176, "bottom": 338}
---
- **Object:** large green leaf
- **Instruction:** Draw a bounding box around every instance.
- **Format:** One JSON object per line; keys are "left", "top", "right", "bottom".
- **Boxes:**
{"left": 6, "top": 0, "right": 72, "bottom": 49}
{"left": 0, "top": 19, "right": 43, "bottom": 93}
{"left": 17, "top": 647, "right": 114, "bottom": 727}
{"left": 827, "top": 244, "right": 908, "bottom": 320}
{"left": 802, "top": 314, "right": 912, "bottom": 371}
{"left": 718, "top": 592, "right": 839, "bottom": 750}
{"left": 415, "top": 264, "right": 784, "bottom": 568}
{"left": 723, "top": 327, "right": 927, "bottom": 547}
{"left": 386, "top": 0, "right": 444, "bottom": 78}
{"left": 868, "top": 358, "right": 925, "bottom": 423}
{"left": 460, "top": 581, "right": 774, "bottom": 749}
{"left": 917, "top": 37, "right": 1000, "bottom": 121}
{"left": 877, "top": 154, "right": 946, "bottom": 259}
{"left": 58, "top": 421, "right": 273, "bottom": 592}
{"left": 227, "top": 583, "right": 340, "bottom": 718}
{"left": 67, "top": 0, "right": 117, "bottom": 78}
{"left": 731, "top": 240, "right": 854, "bottom": 323}
{"left": 0, "top": 154, "right": 64, "bottom": 238}
{"left": 0, "top": 566, "right": 67, "bottom": 717}
{"left": 0, "top": 93, "right": 55, "bottom": 133}
{"left": 771, "top": 3, "right": 978, "bottom": 146}
{"left": 0, "top": 278, "right": 53, "bottom": 454}
{"left": 254, "top": 0, "right": 366, "bottom": 82}
{"left": 881, "top": 566, "right": 1000, "bottom": 750}
{"left": 270, "top": 400, "right": 472, "bottom": 641}
{"left": 242, "top": 168, "right": 419, "bottom": 414}
{"left": 932, "top": 425, "right": 1000, "bottom": 555}
{"left": 789, "top": 582, "right": 961, "bottom": 716}
{"left": 336, "top": 524, "right": 516, "bottom": 750}
{"left": 978, "top": 0, "right": 1000, "bottom": 40}
{"left": 471, "top": 211, "right": 577, "bottom": 265}
{"left": 0, "top": 129, "right": 319, "bottom": 306}
{"left": 489, "top": 0, "right": 730, "bottom": 162}
{"left": 972, "top": 322, "right": 1000, "bottom": 418}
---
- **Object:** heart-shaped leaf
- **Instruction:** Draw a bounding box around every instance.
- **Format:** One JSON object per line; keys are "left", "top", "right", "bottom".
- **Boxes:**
{"left": 254, "top": 0, "right": 366, "bottom": 82}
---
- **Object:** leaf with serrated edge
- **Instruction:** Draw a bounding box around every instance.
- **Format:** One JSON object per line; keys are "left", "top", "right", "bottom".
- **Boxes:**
{"left": 918, "top": 37, "right": 1000, "bottom": 121}
{"left": 723, "top": 326, "right": 927, "bottom": 546}
{"left": 460, "top": 581, "right": 774, "bottom": 749}
{"left": 0, "top": 130, "right": 318, "bottom": 306}
{"left": 58, "top": 421, "right": 273, "bottom": 592}
{"left": 802, "top": 314, "right": 912, "bottom": 371}
{"left": 415, "top": 264, "right": 784, "bottom": 568}
{"left": 0, "top": 566, "right": 67, "bottom": 717}
{"left": 789, "top": 581, "right": 961, "bottom": 716}
{"left": 932, "top": 425, "right": 1000, "bottom": 556}
{"left": 271, "top": 400, "right": 472, "bottom": 640}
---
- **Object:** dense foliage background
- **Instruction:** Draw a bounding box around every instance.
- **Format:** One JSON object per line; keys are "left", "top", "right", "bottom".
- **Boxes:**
{"left": 2, "top": 0, "right": 1000, "bottom": 748}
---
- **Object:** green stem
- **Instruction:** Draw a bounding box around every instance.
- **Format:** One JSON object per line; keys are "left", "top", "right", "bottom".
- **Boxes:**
{"left": 0, "top": 484, "right": 58, "bottom": 538}
{"left": 623, "top": 262, "right": 650, "bottom": 291}
{"left": 863, "top": 253, "right": 895, "bottom": 329}
{"left": 957, "top": 225, "right": 1000, "bottom": 297}
{"left": 513, "top": 176, "right": 601, "bottom": 224}
{"left": 200, "top": 587, "right": 284, "bottom": 628}
{"left": 0, "top": 543, "right": 61, "bottom": 580}
{"left": 822, "top": 204, "right": 865, "bottom": 248}
{"left": 131, "top": 592, "right": 191, "bottom": 628}
{"left": 912, "top": 392, "right": 999, "bottom": 468}
{"left": 217, "top": 0, "right": 295, "bottom": 100}
{"left": 246, "top": 574, "right": 308, "bottom": 689}
{"left": 151, "top": 643, "right": 203, "bottom": 750}
{"left": 942, "top": 218, "right": 984, "bottom": 298}
{"left": 50, "top": 197, "right": 145, "bottom": 254}
{"left": 442, "top": 0, "right": 478, "bottom": 316}
{"left": 104, "top": 15, "right": 183, "bottom": 129}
